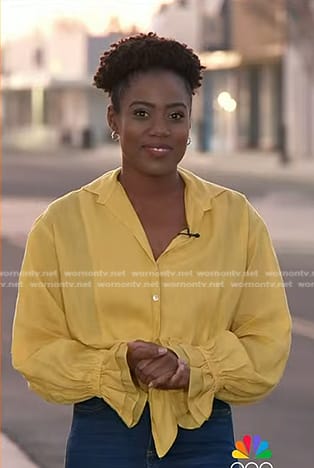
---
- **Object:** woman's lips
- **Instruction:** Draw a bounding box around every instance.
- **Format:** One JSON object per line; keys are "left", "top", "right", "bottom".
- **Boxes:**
{"left": 142, "top": 145, "right": 173, "bottom": 156}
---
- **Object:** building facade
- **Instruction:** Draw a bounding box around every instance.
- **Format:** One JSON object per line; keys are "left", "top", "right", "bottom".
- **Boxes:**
{"left": 3, "top": 2, "right": 313, "bottom": 159}
{"left": 153, "top": 0, "right": 313, "bottom": 161}
{"left": 2, "top": 21, "right": 125, "bottom": 149}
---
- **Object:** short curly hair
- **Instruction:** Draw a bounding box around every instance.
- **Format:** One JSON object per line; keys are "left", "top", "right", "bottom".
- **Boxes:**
{"left": 93, "top": 32, "right": 205, "bottom": 112}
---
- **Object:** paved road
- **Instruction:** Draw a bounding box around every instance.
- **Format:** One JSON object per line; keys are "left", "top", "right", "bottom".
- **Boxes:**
{"left": 2, "top": 148, "right": 314, "bottom": 468}
{"left": 3, "top": 145, "right": 314, "bottom": 199}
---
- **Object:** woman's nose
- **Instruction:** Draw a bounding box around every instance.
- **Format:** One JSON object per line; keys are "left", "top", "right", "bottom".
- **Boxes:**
{"left": 148, "top": 116, "right": 171, "bottom": 136}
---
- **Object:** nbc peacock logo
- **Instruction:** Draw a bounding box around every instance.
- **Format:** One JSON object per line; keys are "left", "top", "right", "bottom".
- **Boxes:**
{"left": 230, "top": 434, "right": 274, "bottom": 468}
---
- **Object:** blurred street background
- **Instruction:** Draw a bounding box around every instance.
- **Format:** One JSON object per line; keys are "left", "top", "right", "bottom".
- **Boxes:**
{"left": 1, "top": 1, "right": 314, "bottom": 467}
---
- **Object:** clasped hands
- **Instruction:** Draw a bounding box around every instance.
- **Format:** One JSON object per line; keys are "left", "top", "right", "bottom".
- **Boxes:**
{"left": 127, "top": 340, "right": 190, "bottom": 391}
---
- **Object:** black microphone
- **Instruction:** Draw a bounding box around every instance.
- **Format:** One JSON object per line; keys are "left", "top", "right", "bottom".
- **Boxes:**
{"left": 178, "top": 227, "right": 200, "bottom": 238}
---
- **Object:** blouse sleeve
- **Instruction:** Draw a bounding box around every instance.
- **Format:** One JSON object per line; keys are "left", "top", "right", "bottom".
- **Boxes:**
{"left": 11, "top": 214, "right": 146, "bottom": 427}
{"left": 169, "top": 202, "right": 292, "bottom": 426}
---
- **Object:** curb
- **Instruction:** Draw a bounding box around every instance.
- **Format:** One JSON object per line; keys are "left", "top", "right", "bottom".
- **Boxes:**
{"left": 1, "top": 433, "right": 40, "bottom": 468}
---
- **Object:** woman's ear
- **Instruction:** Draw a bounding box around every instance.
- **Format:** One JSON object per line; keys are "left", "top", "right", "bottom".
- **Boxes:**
{"left": 107, "top": 104, "right": 118, "bottom": 133}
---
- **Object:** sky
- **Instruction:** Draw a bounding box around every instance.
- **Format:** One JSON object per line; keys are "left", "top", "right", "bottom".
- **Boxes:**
{"left": 1, "top": 0, "right": 171, "bottom": 43}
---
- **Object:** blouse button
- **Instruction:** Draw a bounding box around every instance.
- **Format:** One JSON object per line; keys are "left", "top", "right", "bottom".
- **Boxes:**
{"left": 152, "top": 294, "right": 159, "bottom": 302}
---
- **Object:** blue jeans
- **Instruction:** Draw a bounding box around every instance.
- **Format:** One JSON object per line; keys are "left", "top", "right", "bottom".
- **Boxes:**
{"left": 65, "top": 396, "right": 236, "bottom": 467}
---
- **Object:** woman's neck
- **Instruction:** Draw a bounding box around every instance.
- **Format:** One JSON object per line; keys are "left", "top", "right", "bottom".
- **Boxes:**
{"left": 118, "top": 168, "right": 184, "bottom": 199}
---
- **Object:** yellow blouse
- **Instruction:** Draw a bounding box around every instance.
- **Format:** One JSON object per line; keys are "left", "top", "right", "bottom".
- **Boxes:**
{"left": 12, "top": 167, "right": 292, "bottom": 457}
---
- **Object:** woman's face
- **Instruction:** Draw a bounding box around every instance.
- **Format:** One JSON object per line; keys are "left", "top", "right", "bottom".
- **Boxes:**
{"left": 107, "top": 69, "right": 192, "bottom": 177}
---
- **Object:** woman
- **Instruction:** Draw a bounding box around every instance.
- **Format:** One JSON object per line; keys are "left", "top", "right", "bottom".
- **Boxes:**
{"left": 12, "top": 33, "right": 292, "bottom": 467}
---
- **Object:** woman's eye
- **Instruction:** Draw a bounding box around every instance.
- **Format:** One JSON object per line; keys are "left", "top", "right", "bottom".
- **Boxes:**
{"left": 170, "top": 112, "right": 185, "bottom": 120}
{"left": 134, "top": 110, "right": 149, "bottom": 118}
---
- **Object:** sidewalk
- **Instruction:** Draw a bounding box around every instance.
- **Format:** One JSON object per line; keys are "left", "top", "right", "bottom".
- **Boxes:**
{"left": 185, "top": 149, "right": 314, "bottom": 187}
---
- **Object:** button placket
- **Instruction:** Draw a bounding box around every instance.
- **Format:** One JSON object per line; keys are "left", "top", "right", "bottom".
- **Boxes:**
{"left": 151, "top": 267, "right": 161, "bottom": 339}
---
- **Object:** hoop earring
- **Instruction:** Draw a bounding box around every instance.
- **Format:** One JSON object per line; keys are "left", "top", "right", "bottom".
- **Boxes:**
{"left": 187, "top": 136, "right": 191, "bottom": 146}
{"left": 111, "top": 130, "right": 120, "bottom": 142}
